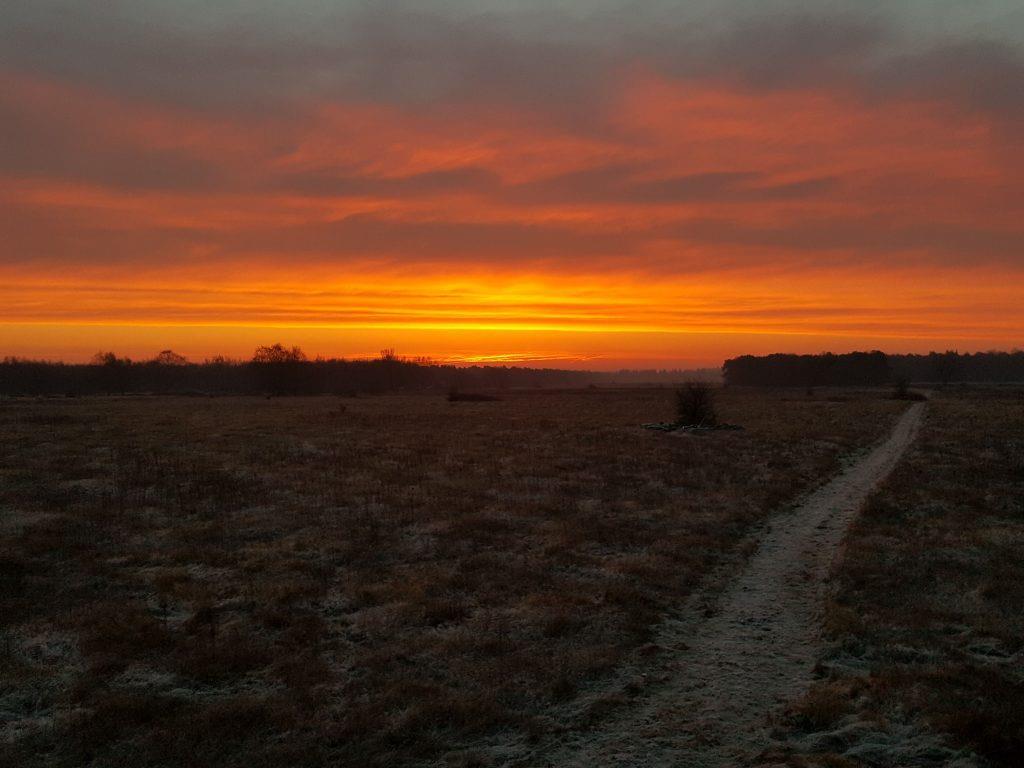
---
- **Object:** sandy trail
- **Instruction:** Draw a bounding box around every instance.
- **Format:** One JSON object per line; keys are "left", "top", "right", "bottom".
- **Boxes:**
{"left": 521, "top": 402, "right": 926, "bottom": 768}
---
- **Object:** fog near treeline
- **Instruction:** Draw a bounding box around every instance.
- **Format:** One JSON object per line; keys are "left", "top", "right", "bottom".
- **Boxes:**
{"left": 1, "top": 346, "right": 1021, "bottom": 396}
{"left": 0, "top": 346, "right": 719, "bottom": 396}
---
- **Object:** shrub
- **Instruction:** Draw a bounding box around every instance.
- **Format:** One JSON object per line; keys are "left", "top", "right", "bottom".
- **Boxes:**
{"left": 676, "top": 382, "right": 717, "bottom": 425}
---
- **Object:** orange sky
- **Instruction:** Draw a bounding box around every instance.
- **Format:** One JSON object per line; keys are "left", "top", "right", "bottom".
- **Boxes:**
{"left": 2, "top": 3, "right": 1022, "bottom": 367}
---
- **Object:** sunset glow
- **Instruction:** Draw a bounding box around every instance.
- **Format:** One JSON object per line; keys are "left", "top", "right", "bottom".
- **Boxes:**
{"left": 3, "top": 2, "right": 1023, "bottom": 366}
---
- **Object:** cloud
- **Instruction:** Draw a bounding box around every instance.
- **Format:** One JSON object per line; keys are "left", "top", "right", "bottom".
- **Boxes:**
{"left": 3, "top": 2, "right": 1022, "bottom": 122}
{"left": 2, "top": 1, "right": 1024, "bottom": 361}
{"left": 872, "top": 39, "right": 1024, "bottom": 121}
{"left": 277, "top": 167, "right": 502, "bottom": 198}
{"left": 663, "top": 216, "right": 1024, "bottom": 269}
{"left": 507, "top": 167, "right": 839, "bottom": 205}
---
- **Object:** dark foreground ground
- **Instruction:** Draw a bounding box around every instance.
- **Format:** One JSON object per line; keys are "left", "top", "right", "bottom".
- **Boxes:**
{"left": 769, "top": 386, "right": 1024, "bottom": 767}
{"left": 1, "top": 387, "right": 1019, "bottom": 766}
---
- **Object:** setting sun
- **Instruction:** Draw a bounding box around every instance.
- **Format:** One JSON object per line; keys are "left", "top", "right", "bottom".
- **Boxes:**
{"left": 3, "top": 3, "right": 1022, "bottom": 366}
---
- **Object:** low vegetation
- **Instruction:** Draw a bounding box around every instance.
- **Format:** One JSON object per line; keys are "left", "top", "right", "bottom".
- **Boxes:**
{"left": 769, "top": 386, "right": 1024, "bottom": 767}
{"left": 0, "top": 388, "right": 904, "bottom": 766}
{"left": 0, "top": 350, "right": 720, "bottom": 397}
{"left": 675, "top": 381, "right": 717, "bottom": 426}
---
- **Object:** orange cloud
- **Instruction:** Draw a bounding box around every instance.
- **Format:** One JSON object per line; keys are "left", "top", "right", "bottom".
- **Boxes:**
{"left": 2, "top": 57, "right": 1022, "bottom": 365}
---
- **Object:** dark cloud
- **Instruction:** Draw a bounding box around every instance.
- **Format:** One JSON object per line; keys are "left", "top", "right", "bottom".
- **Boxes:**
{"left": 2, "top": 1, "right": 1022, "bottom": 125}
{"left": 872, "top": 40, "right": 1024, "bottom": 119}
{"left": 0, "top": 203, "right": 208, "bottom": 267}
{"left": 664, "top": 216, "right": 1024, "bottom": 267}
{"left": 0, "top": 204, "right": 642, "bottom": 268}
{"left": 2, "top": 1, "right": 1023, "bottom": 279}
{"left": 0, "top": 97, "right": 230, "bottom": 192}
{"left": 277, "top": 167, "right": 502, "bottom": 198}
{"left": 277, "top": 164, "right": 837, "bottom": 205}
{"left": 214, "top": 214, "right": 640, "bottom": 262}
{"left": 651, "top": 12, "right": 888, "bottom": 89}
{"left": 507, "top": 167, "right": 839, "bottom": 205}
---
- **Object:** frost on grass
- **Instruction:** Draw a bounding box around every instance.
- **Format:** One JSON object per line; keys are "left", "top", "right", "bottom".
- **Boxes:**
{"left": 0, "top": 388, "right": 903, "bottom": 767}
{"left": 768, "top": 387, "right": 1024, "bottom": 768}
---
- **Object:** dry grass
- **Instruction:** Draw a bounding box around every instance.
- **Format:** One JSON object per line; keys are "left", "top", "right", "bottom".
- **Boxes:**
{"left": 775, "top": 386, "right": 1024, "bottom": 767}
{"left": 0, "top": 387, "right": 903, "bottom": 766}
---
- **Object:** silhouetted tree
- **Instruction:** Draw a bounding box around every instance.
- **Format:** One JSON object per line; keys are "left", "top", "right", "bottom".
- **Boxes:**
{"left": 252, "top": 344, "right": 307, "bottom": 364}
{"left": 930, "top": 351, "right": 960, "bottom": 387}
{"left": 152, "top": 349, "right": 188, "bottom": 366}
{"left": 91, "top": 351, "right": 132, "bottom": 393}
{"left": 91, "top": 351, "right": 125, "bottom": 366}
{"left": 4, "top": 349, "right": 1022, "bottom": 398}
{"left": 252, "top": 344, "right": 307, "bottom": 395}
{"left": 723, "top": 352, "right": 890, "bottom": 387}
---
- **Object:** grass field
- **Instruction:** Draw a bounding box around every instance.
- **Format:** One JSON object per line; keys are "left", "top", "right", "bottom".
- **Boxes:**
{"left": 0, "top": 388, "right": 906, "bottom": 766}
{"left": 773, "top": 386, "right": 1024, "bottom": 767}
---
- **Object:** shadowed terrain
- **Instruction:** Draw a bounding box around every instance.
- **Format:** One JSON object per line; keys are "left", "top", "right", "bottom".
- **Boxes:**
{"left": 516, "top": 403, "right": 925, "bottom": 766}
{"left": 767, "top": 386, "right": 1024, "bottom": 767}
{"left": 0, "top": 388, "right": 904, "bottom": 766}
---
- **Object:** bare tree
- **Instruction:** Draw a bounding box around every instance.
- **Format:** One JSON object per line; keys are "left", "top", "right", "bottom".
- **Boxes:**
{"left": 152, "top": 349, "right": 188, "bottom": 366}
{"left": 90, "top": 351, "right": 131, "bottom": 393}
{"left": 252, "top": 344, "right": 307, "bottom": 364}
{"left": 252, "top": 344, "right": 308, "bottom": 395}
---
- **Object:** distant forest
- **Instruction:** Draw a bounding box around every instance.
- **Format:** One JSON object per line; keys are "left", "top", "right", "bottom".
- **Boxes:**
{"left": 3, "top": 347, "right": 1021, "bottom": 397}
{"left": 723, "top": 350, "right": 1024, "bottom": 387}
{"left": 0, "top": 345, "right": 719, "bottom": 397}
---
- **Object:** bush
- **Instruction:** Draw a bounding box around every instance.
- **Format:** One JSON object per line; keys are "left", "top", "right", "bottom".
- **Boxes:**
{"left": 676, "top": 382, "right": 717, "bottom": 425}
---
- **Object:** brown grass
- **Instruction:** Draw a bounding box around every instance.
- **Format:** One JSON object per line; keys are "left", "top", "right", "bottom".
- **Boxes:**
{"left": 778, "top": 385, "right": 1024, "bottom": 767}
{"left": 786, "top": 683, "right": 851, "bottom": 732}
{"left": 0, "top": 387, "right": 904, "bottom": 766}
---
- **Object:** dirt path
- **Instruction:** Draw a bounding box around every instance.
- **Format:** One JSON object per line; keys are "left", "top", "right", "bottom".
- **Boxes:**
{"left": 520, "top": 402, "right": 926, "bottom": 768}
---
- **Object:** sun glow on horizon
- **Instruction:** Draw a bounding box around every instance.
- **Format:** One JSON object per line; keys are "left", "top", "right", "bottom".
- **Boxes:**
{"left": 2, "top": 3, "right": 1023, "bottom": 364}
{"left": 1, "top": 260, "right": 1020, "bottom": 368}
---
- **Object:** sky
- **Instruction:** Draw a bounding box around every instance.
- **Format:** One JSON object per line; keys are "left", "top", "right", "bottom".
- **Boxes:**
{"left": 2, "top": 1, "right": 1023, "bottom": 368}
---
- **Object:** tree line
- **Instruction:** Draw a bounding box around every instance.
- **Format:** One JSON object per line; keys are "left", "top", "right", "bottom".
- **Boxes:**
{"left": 0, "top": 345, "right": 715, "bottom": 396}
{"left": 7, "top": 346, "right": 1016, "bottom": 396}
{"left": 723, "top": 350, "right": 1024, "bottom": 387}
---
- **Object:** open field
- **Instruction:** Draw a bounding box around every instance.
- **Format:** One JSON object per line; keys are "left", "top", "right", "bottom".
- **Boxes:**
{"left": 0, "top": 388, "right": 907, "bottom": 767}
{"left": 769, "top": 386, "right": 1024, "bottom": 767}
{"left": 520, "top": 402, "right": 925, "bottom": 768}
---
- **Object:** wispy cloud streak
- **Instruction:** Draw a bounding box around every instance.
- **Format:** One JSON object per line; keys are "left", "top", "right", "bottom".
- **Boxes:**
{"left": 1, "top": 2, "right": 1022, "bottom": 363}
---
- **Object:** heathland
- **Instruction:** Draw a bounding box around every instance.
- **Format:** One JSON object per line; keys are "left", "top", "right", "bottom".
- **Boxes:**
{"left": 1, "top": 387, "right": 904, "bottom": 766}
{"left": 2, "top": 385, "right": 1020, "bottom": 767}
{"left": 769, "top": 386, "right": 1024, "bottom": 767}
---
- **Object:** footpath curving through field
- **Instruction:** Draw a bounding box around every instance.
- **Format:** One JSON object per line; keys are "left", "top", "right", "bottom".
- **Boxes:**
{"left": 523, "top": 401, "right": 927, "bottom": 768}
